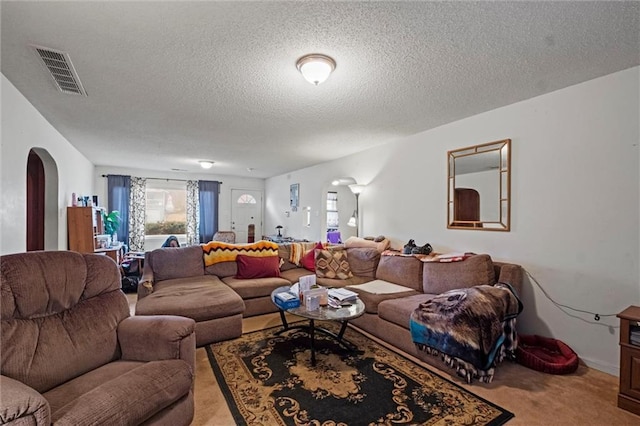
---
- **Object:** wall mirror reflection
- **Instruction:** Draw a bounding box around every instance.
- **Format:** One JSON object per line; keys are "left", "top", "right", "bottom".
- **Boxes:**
{"left": 447, "top": 139, "right": 511, "bottom": 231}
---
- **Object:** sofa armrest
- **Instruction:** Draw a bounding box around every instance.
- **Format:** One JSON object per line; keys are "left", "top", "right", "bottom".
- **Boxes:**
{"left": 0, "top": 375, "right": 50, "bottom": 425}
{"left": 137, "top": 256, "right": 155, "bottom": 299}
{"left": 118, "top": 315, "right": 196, "bottom": 371}
{"left": 495, "top": 263, "right": 523, "bottom": 296}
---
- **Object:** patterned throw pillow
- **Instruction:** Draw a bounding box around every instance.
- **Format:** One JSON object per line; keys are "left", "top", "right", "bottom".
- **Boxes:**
{"left": 315, "top": 249, "right": 353, "bottom": 280}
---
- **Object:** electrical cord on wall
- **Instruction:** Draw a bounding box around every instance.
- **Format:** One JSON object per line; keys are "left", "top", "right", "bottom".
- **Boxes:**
{"left": 524, "top": 269, "right": 619, "bottom": 322}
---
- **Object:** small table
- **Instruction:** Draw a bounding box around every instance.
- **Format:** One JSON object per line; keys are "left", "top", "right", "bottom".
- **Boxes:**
{"left": 94, "top": 244, "right": 124, "bottom": 263}
{"left": 271, "top": 286, "right": 365, "bottom": 366}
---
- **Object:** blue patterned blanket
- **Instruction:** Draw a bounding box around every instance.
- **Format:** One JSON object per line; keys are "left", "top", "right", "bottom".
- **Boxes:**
{"left": 409, "top": 283, "right": 522, "bottom": 372}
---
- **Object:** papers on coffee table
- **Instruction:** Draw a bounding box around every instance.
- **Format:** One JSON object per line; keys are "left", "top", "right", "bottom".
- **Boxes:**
{"left": 328, "top": 288, "right": 358, "bottom": 302}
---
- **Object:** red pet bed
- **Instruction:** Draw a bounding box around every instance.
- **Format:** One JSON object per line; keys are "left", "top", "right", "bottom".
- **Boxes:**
{"left": 516, "top": 334, "right": 579, "bottom": 375}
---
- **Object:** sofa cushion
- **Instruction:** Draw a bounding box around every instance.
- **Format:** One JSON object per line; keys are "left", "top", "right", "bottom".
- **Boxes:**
{"left": 205, "top": 261, "right": 237, "bottom": 278}
{"left": 316, "top": 275, "right": 372, "bottom": 288}
{"left": 236, "top": 255, "right": 281, "bottom": 279}
{"left": 279, "top": 267, "right": 314, "bottom": 284}
{"left": 422, "top": 254, "right": 496, "bottom": 295}
{"left": 44, "top": 359, "right": 192, "bottom": 425}
{"left": 375, "top": 255, "right": 423, "bottom": 291}
{"left": 150, "top": 246, "right": 204, "bottom": 281}
{"left": 346, "top": 248, "right": 380, "bottom": 278}
{"left": 378, "top": 294, "right": 432, "bottom": 329}
{"left": 347, "top": 280, "right": 419, "bottom": 314}
{"left": 135, "top": 276, "right": 244, "bottom": 321}
{"left": 222, "top": 276, "right": 291, "bottom": 299}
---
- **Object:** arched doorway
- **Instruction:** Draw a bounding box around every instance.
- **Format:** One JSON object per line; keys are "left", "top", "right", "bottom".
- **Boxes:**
{"left": 27, "top": 150, "right": 45, "bottom": 250}
{"left": 26, "top": 148, "right": 59, "bottom": 250}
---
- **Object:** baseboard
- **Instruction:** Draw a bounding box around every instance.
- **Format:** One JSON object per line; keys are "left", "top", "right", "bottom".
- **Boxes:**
{"left": 580, "top": 357, "right": 619, "bottom": 377}
{"left": 351, "top": 323, "right": 623, "bottom": 380}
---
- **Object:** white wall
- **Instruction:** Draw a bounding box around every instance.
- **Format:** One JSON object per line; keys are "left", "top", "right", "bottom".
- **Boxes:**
{"left": 0, "top": 73, "right": 266, "bottom": 256}
{"left": 265, "top": 67, "right": 640, "bottom": 375}
{"left": 1, "top": 74, "right": 95, "bottom": 255}
{"left": 93, "top": 166, "right": 264, "bottom": 242}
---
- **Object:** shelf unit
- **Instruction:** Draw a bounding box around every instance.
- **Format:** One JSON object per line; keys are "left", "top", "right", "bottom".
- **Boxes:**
{"left": 617, "top": 305, "right": 640, "bottom": 416}
{"left": 67, "top": 206, "right": 104, "bottom": 253}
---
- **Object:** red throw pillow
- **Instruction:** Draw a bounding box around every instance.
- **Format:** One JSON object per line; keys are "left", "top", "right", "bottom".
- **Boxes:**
{"left": 302, "top": 242, "right": 324, "bottom": 271}
{"left": 236, "top": 255, "right": 281, "bottom": 279}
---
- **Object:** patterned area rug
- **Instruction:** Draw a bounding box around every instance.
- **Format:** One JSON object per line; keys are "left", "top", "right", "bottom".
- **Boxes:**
{"left": 207, "top": 323, "right": 514, "bottom": 425}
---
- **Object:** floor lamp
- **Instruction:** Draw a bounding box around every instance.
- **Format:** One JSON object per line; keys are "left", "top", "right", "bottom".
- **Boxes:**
{"left": 347, "top": 184, "right": 365, "bottom": 237}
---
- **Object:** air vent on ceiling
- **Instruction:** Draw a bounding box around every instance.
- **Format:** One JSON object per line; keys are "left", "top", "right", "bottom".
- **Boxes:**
{"left": 31, "top": 45, "right": 87, "bottom": 96}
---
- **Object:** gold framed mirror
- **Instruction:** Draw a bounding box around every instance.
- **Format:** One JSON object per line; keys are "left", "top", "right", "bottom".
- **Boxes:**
{"left": 447, "top": 139, "right": 511, "bottom": 231}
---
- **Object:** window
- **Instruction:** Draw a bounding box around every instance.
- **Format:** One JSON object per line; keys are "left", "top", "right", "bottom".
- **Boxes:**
{"left": 237, "top": 194, "right": 257, "bottom": 204}
{"left": 145, "top": 180, "right": 187, "bottom": 237}
{"left": 327, "top": 191, "right": 338, "bottom": 229}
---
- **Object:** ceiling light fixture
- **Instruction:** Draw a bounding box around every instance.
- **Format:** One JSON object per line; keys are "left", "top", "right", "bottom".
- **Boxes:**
{"left": 199, "top": 160, "right": 214, "bottom": 169}
{"left": 296, "top": 54, "right": 336, "bottom": 85}
{"left": 331, "top": 177, "right": 357, "bottom": 186}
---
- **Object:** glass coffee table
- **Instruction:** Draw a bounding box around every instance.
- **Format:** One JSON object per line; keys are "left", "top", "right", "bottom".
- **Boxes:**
{"left": 271, "top": 286, "right": 365, "bottom": 366}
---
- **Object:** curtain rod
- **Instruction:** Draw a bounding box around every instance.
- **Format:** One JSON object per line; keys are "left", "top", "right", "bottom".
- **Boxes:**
{"left": 101, "top": 174, "right": 222, "bottom": 184}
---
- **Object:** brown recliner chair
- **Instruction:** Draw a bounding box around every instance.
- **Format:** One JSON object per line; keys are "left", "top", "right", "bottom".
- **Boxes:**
{"left": 0, "top": 251, "right": 196, "bottom": 425}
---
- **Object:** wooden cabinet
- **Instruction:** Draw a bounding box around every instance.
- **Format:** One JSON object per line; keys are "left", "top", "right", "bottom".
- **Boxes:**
{"left": 67, "top": 206, "right": 104, "bottom": 253}
{"left": 618, "top": 306, "right": 640, "bottom": 416}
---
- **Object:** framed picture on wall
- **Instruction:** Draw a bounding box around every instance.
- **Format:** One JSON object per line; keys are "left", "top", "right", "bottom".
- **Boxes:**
{"left": 290, "top": 183, "right": 299, "bottom": 211}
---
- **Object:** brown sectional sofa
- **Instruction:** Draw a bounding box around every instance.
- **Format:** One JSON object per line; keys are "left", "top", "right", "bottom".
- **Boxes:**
{"left": 136, "top": 241, "right": 523, "bottom": 382}
{"left": 348, "top": 254, "right": 523, "bottom": 381}
{"left": 137, "top": 246, "right": 248, "bottom": 347}
{"left": 136, "top": 242, "right": 379, "bottom": 346}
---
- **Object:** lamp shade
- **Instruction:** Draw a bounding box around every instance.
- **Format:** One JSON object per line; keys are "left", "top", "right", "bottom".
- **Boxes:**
{"left": 296, "top": 54, "right": 336, "bottom": 85}
{"left": 347, "top": 211, "right": 357, "bottom": 227}
{"left": 348, "top": 184, "right": 365, "bottom": 195}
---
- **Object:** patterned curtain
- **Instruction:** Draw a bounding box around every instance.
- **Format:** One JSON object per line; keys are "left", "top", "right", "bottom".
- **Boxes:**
{"left": 186, "top": 180, "right": 199, "bottom": 246}
{"left": 128, "top": 177, "right": 146, "bottom": 251}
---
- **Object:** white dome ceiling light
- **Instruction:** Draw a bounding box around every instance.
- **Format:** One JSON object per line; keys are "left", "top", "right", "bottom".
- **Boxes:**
{"left": 199, "top": 160, "right": 214, "bottom": 169}
{"left": 331, "top": 177, "right": 356, "bottom": 186}
{"left": 296, "top": 54, "right": 336, "bottom": 85}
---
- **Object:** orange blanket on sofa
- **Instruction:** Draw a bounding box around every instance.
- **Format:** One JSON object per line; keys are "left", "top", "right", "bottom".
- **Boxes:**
{"left": 201, "top": 240, "right": 279, "bottom": 266}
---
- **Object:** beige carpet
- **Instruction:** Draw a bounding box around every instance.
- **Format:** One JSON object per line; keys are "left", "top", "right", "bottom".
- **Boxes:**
{"left": 126, "top": 295, "right": 640, "bottom": 425}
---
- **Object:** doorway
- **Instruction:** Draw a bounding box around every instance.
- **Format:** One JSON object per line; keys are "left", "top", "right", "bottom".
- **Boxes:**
{"left": 230, "top": 189, "right": 263, "bottom": 243}
{"left": 26, "top": 148, "right": 59, "bottom": 251}
{"left": 27, "top": 150, "right": 45, "bottom": 251}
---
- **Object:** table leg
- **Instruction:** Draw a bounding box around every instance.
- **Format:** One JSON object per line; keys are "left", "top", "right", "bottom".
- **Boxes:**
{"left": 278, "top": 309, "right": 288, "bottom": 330}
{"left": 275, "top": 318, "right": 359, "bottom": 363}
{"left": 337, "top": 321, "right": 348, "bottom": 340}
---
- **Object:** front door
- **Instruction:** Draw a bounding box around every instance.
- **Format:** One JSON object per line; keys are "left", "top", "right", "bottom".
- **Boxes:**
{"left": 230, "top": 189, "right": 262, "bottom": 243}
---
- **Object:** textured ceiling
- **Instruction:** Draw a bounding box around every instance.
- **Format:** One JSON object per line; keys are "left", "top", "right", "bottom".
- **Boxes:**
{"left": 2, "top": 1, "right": 639, "bottom": 179}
